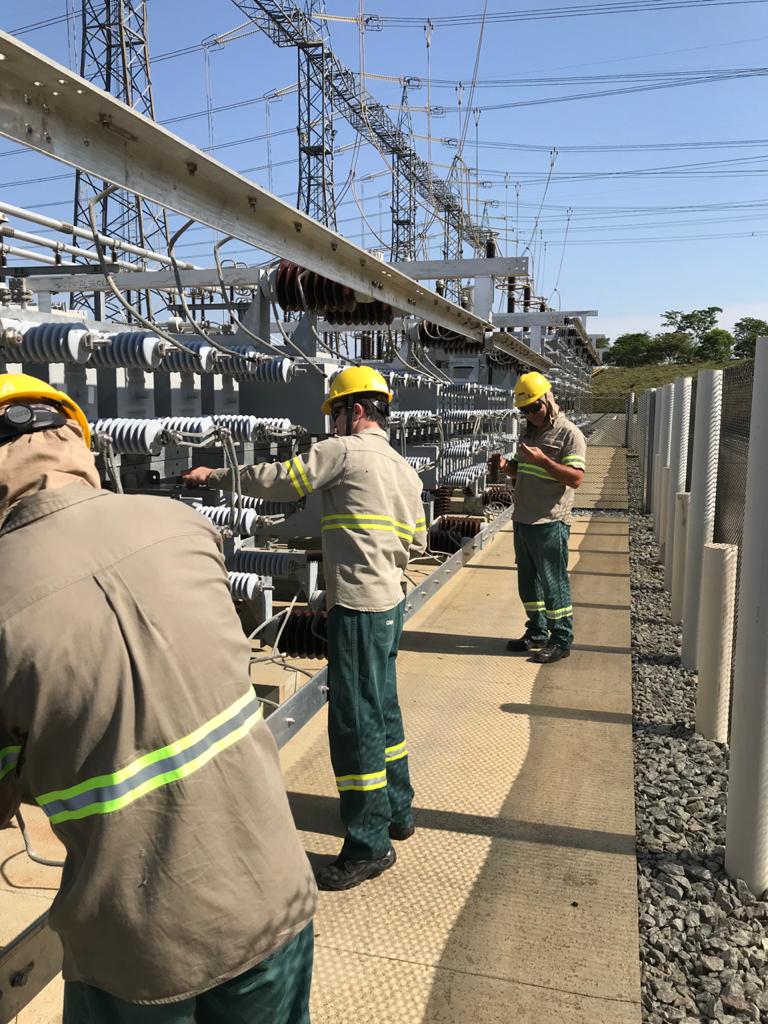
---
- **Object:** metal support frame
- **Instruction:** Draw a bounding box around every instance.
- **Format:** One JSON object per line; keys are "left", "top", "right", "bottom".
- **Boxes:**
{"left": 0, "top": 32, "right": 489, "bottom": 343}
{"left": 295, "top": 0, "right": 336, "bottom": 228}
{"left": 391, "top": 83, "right": 416, "bottom": 262}
{"left": 72, "top": 0, "right": 169, "bottom": 319}
{"left": 0, "top": 911, "right": 62, "bottom": 1024}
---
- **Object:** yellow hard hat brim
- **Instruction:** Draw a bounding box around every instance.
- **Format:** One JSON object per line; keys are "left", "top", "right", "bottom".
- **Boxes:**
{"left": 0, "top": 377, "right": 91, "bottom": 446}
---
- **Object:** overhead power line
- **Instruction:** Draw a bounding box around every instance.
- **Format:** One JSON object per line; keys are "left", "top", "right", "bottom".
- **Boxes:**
{"left": 316, "top": 0, "right": 768, "bottom": 29}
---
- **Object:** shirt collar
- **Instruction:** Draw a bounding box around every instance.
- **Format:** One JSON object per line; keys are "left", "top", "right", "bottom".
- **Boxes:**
{"left": 0, "top": 483, "right": 105, "bottom": 537}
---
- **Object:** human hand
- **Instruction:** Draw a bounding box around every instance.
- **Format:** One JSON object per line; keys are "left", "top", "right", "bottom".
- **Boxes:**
{"left": 487, "top": 453, "right": 509, "bottom": 476}
{"left": 181, "top": 466, "right": 215, "bottom": 487}
{"left": 518, "top": 443, "right": 548, "bottom": 467}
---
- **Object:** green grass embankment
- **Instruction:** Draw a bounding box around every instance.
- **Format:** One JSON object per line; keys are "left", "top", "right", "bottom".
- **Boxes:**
{"left": 591, "top": 359, "right": 749, "bottom": 412}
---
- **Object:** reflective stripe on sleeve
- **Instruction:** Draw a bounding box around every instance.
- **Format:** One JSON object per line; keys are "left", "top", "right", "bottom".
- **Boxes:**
{"left": 523, "top": 601, "right": 545, "bottom": 611}
{"left": 0, "top": 745, "right": 21, "bottom": 783}
{"left": 282, "top": 456, "right": 312, "bottom": 498}
{"left": 335, "top": 769, "right": 387, "bottom": 793}
{"left": 385, "top": 740, "right": 408, "bottom": 763}
{"left": 517, "top": 462, "right": 557, "bottom": 482}
{"left": 36, "top": 691, "right": 263, "bottom": 825}
{"left": 562, "top": 454, "right": 586, "bottom": 468}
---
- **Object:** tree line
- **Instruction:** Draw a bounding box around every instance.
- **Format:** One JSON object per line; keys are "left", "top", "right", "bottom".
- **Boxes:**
{"left": 602, "top": 308, "right": 767, "bottom": 368}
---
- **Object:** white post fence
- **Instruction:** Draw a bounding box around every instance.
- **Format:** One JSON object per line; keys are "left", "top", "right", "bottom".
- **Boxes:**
{"left": 670, "top": 493, "right": 690, "bottom": 624}
{"left": 725, "top": 337, "right": 768, "bottom": 896}
{"left": 664, "top": 377, "right": 692, "bottom": 591}
{"left": 696, "top": 542, "right": 737, "bottom": 744}
{"left": 681, "top": 370, "right": 723, "bottom": 670}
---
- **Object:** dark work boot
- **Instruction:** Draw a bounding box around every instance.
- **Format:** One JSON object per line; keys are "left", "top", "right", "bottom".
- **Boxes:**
{"left": 532, "top": 645, "right": 570, "bottom": 664}
{"left": 315, "top": 847, "right": 397, "bottom": 891}
{"left": 506, "top": 636, "right": 545, "bottom": 652}
{"left": 389, "top": 823, "right": 415, "bottom": 841}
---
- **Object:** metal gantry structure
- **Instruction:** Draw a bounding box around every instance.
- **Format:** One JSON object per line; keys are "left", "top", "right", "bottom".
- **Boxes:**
{"left": 229, "top": 0, "right": 493, "bottom": 253}
{"left": 390, "top": 83, "right": 417, "bottom": 262}
{"left": 72, "top": 0, "right": 169, "bottom": 319}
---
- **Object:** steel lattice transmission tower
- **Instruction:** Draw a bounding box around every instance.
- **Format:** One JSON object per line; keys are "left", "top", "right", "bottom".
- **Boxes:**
{"left": 72, "top": 0, "right": 169, "bottom": 317}
{"left": 390, "top": 83, "right": 416, "bottom": 262}
{"left": 296, "top": 0, "right": 337, "bottom": 227}
{"left": 230, "top": 0, "right": 492, "bottom": 254}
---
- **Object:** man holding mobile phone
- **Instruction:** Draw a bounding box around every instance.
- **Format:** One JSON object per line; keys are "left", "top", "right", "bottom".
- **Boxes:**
{"left": 490, "top": 372, "right": 586, "bottom": 664}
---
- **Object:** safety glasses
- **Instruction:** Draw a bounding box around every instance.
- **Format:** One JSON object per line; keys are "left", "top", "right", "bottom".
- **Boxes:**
{"left": 520, "top": 399, "right": 545, "bottom": 417}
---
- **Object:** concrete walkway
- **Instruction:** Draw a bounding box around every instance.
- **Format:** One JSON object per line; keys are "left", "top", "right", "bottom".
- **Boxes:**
{"left": 282, "top": 513, "right": 641, "bottom": 1024}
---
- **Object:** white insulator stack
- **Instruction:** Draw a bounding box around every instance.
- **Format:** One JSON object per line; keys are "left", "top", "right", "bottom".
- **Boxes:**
{"left": 228, "top": 571, "right": 269, "bottom": 601}
{"left": 196, "top": 504, "right": 259, "bottom": 536}
{"left": 91, "top": 418, "right": 165, "bottom": 455}
{"left": 226, "top": 495, "right": 297, "bottom": 515}
{"left": 160, "top": 416, "right": 216, "bottom": 437}
{"left": 233, "top": 549, "right": 298, "bottom": 576}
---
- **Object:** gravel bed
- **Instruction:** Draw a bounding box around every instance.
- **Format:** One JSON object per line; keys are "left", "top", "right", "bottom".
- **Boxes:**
{"left": 627, "top": 456, "right": 768, "bottom": 1024}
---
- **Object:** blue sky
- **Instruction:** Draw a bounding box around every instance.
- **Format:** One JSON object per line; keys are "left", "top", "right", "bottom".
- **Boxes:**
{"left": 1, "top": 0, "right": 767, "bottom": 341}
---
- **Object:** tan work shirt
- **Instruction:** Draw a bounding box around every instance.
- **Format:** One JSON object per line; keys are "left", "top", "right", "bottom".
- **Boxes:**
{"left": 512, "top": 413, "right": 587, "bottom": 525}
{"left": 209, "top": 426, "right": 428, "bottom": 612}
{"left": 0, "top": 484, "right": 316, "bottom": 1004}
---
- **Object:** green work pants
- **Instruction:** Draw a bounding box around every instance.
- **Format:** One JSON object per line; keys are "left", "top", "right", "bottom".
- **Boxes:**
{"left": 513, "top": 520, "right": 573, "bottom": 649}
{"left": 326, "top": 601, "right": 414, "bottom": 861}
{"left": 62, "top": 922, "right": 313, "bottom": 1024}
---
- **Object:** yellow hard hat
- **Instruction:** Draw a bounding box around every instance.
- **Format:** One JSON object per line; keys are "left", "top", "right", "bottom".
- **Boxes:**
{"left": 0, "top": 373, "right": 91, "bottom": 446}
{"left": 514, "top": 371, "right": 551, "bottom": 408}
{"left": 321, "top": 366, "right": 393, "bottom": 415}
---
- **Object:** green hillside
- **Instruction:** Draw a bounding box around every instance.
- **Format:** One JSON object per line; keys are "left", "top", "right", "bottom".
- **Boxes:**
{"left": 591, "top": 359, "right": 749, "bottom": 412}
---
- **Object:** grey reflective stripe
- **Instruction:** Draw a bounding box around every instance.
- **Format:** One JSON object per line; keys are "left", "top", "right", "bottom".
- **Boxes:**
{"left": 38, "top": 694, "right": 262, "bottom": 823}
{"left": 0, "top": 745, "right": 21, "bottom": 782}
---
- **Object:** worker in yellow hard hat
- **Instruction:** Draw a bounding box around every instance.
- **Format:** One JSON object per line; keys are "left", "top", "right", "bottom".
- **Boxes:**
{"left": 183, "top": 365, "right": 427, "bottom": 890}
{"left": 0, "top": 374, "right": 316, "bottom": 1022}
{"left": 490, "top": 371, "right": 587, "bottom": 664}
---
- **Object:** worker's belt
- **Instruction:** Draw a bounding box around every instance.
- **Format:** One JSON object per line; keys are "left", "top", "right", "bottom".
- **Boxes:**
{"left": 35, "top": 690, "right": 263, "bottom": 825}
{"left": 321, "top": 513, "right": 416, "bottom": 541}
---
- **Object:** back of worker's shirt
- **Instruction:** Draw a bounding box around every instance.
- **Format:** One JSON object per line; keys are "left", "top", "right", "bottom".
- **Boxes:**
{"left": 209, "top": 426, "right": 427, "bottom": 611}
{"left": 513, "top": 413, "right": 587, "bottom": 525}
{"left": 0, "top": 485, "right": 316, "bottom": 1004}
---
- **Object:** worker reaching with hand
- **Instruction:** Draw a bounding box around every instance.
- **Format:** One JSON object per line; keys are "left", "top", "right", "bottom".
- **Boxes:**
{"left": 490, "top": 372, "right": 587, "bottom": 664}
{"left": 0, "top": 373, "right": 316, "bottom": 1024}
{"left": 183, "top": 367, "right": 428, "bottom": 891}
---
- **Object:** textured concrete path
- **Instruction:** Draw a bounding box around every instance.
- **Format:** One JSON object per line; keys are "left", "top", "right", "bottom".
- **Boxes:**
{"left": 282, "top": 513, "right": 641, "bottom": 1024}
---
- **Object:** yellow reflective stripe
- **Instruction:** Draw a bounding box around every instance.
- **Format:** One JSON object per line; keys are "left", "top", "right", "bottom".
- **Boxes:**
{"left": 415, "top": 517, "right": 426, "bottom": 527}
{"left": 523, "top": 601, "right": 545, "bottom": 610}
{"left": 562, "top": 454, "right": 585, "bottom": 465}
{"left": 292, "top": 456, "right": 313, "bottom": 495}
{"left": 282, "top": 459, "right": 306, "bottom": 498}
{"left": 517, "top": 462, "right": 557, "bottom": 481}
{"left": 385, "top": 740, "right": 408, "bottom": 762}
{"left": 546, "top": 606, "right": 573, "bottom": 619}
{"left": 335, "top": 770, "right": 387, "bottom": 793}
{"left": 322, "top": 512, "right": 414, "bottom": 533}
